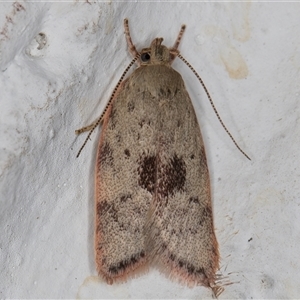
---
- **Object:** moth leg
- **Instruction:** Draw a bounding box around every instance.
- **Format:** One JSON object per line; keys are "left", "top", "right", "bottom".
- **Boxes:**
{"left": 75, "top": 120, "right": 99, "bottom": 135}
{"left": 124, "top": 19, "right": 139, "bottom": 59}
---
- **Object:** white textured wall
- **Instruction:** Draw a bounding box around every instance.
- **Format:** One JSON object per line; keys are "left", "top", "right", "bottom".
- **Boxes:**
{"left": 1, "top": 2, "right": 300, "bottom": 298}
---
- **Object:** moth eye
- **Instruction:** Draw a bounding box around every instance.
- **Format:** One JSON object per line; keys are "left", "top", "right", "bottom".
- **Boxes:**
{"left": 141, "top": 52, "right": 151, "bottom": 62}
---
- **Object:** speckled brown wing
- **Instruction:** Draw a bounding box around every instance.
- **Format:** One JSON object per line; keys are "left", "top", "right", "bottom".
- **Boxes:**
{"left": 141, "top": 65, "right": 220, "bottom": 288}
{"left": 94, "top": 67, "right": 156, "bottom": 283}
{"left": 95, "top": 62, "right": 219, "bottom": 287}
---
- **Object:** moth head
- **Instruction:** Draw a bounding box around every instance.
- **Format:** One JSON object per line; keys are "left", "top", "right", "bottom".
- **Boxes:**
{"left": 139, "top": 38, "right": 171, "bottom": 66}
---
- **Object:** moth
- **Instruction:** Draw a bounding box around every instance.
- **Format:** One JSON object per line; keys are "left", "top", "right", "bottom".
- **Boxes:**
{"left": 76, "top": 19, "right": 249, "bottom": 296}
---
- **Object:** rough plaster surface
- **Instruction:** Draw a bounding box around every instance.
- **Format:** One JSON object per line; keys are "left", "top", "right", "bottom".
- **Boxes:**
{"left": 1, "top": 2, "right": 300, "bottom": 299}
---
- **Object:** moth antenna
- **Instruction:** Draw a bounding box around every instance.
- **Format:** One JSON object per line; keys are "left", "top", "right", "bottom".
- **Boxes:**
{"left": 178, "top": 53, "right": 251, "bottom": 161}
{"left": 173, "top": 24, "right": 186, "bottom": 50}
{"left": 169, "top": 24, "right": 186, "bottom": 63}
{"left": 76, "top": 55, "right": 139, "bottom": 158}
{"left": 124, "top": 18, "right": 139, "bottom": 59}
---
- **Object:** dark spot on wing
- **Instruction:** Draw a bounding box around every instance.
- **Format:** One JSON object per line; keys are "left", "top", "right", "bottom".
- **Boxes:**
{"left": 174, "top": 87, "right": 179, "bottom": 96}
{"left": 108, "top": 107, "right": 117, "bottom": 129}
{"left": 196, "top": 267, "right": 205, "bottom": 275}
{"left": 128, "top": 101, "right": 135, "bottom": 112}
{"left": 115, "top": 134, "right": 122, "bottom": 143}
{"left": 138, "top": 119, "right": 151, "bottom": 128}
{"left": 96, "top": 200, "right": 109, "bottom": 216}
{"left": 198, "top": 206, "right": 213, "bottom": 226}
{"left": 158, "top": 87, "right": 172, "bottom": 97}
{"left": 108, "top": 203, "right": 118, "bottom": 222}
{"left": 174, "top": 258, "right": 207, "bottom": 278}
{"left": 100, "top": 142, "right": 113, "bottom": 166}
{"left": 120, "top": 194, "right": 132, "bottom": 202}
{"left": 189, "top": 227, "right": 198, "bottom": 234}
{"left": 138, "top": 154, "right": 156, "bottom": 194}
{"left": 161, "top": 243, "right": 167, "bottom": 251}
{"left": 158, "top": 154, "right": 186, "bottom": 200}
{"left": 124, "top": 149, "right": 130, "bottom": 158}
{"left": 96, "top": 200, "right": 119, "bottom": 230}
{"left": 96, "top": 200, "right": 118, "bottom": 223}
{"left": 203, "top": 206, "right": 212, "bottom": 218}
{"left": 189, "top": 196, "right": 199, "bottom": 204}
{"left": 187, "top": 264, "right": 195, "bottom": 274}
{"left": 108, "top": 251, "right": 145, "bottom": 275}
